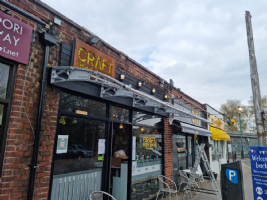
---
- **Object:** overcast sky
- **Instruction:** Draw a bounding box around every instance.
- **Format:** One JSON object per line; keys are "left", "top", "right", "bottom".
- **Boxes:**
{"left": 43, "top": 0, "right": 267, "bottom": 110}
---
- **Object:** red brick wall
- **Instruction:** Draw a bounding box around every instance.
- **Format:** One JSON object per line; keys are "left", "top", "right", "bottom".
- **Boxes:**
{"left": 164, "top": 118, "right": 173, "bottom": 184}
{"left": 0, "top": 24, "right": 60, "bottom": 199}
{"left": 0, "top": 1, "right": 206, "bottom": 199}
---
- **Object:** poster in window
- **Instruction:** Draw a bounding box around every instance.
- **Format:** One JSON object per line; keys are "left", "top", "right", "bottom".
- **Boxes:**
{"left": 98, "top": 139, "right": 105, "bottom": 154}
{"left": 57, "top": 135, "right": 69, "bottom": 154}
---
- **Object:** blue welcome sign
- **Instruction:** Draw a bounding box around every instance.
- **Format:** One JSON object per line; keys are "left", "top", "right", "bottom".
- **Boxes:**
{"left": 226, "top": 168, "right": 238, "bottom": 184}
{"left": 250, "top": 146, "right": 267, "bottom": 200}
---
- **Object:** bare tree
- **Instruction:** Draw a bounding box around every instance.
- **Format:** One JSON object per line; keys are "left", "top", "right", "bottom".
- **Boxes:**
{"left": 220, "top": 100, "right": 248, "bottom": 133}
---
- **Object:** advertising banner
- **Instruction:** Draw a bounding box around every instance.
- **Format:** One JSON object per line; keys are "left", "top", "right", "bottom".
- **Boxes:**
{"left": 250, "top": 146, "right": 267, "bottom": 200}
{"left": 0, "top": 12, "right": 33, "bottom": 64}
{"left": 209, "top": 114, "right": 224, "bottom": 130}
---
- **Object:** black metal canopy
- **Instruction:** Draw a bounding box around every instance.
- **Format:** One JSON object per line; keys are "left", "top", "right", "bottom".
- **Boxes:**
{"left": 50, "top": 66, "right": 212, "bottom": 124}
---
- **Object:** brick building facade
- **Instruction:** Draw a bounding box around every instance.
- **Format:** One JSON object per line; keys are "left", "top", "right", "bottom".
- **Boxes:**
{"left": 0, "top": 1, "right": 210, "bottom": 200}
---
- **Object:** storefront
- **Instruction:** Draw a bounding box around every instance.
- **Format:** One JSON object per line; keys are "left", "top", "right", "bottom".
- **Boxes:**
{"left": 205, "top": 104, "right": 230, "bottom": 174}
{"left": 47, "top": 39, "right": 170, "bottom": 200}
{"left": 0, "top": 2, "right": 212, "bottom": 200}
{"left": 170, "top": 99, "right": 211, "bottom": 185}
{"left": 48, "top": 39, "right": 211, "bottom": 199}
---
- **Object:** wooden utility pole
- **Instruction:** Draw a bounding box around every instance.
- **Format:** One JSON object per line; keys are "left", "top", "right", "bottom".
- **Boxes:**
{"left": 245, "top": 11, "right": 266, "bottom": 146}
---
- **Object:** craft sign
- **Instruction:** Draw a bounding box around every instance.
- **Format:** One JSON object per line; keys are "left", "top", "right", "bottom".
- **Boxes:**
{"left": 143, "top": 137, "right": 156, "bottom": 148}
{"left": 0, "top": 12, "right": 33, "bottom": 64}
{"left": 74, "top": 39, "right": 116, "bottom": 78}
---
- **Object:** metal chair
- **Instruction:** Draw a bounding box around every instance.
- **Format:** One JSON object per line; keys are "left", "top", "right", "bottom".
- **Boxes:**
{"left": 156, "top": 175, "right": 179, "bottom": 200}
{"left": 90, "top": 191, "right": 116, "bottom": 200}
{"left": 178, "top": 170, "right": 200, "bottom": 198}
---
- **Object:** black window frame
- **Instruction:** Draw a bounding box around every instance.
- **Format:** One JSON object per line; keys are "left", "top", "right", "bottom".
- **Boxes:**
{"left": 0, "top": 59, "right": 17, "bottom": 176}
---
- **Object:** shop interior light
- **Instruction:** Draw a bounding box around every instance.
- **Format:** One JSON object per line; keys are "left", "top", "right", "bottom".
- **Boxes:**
{"left": 164, "top": 94, "right": 168, "bottom": 100}
{"left": 89, "top": 35, "right": 100, "bottom": 45}
{"left": 152, "top": 88, "right": 156, "bottom": 94}
{"left": 119, "top": 123, "right": 123, "bottom": 129}
{"left": 138, "top": 81, "right": 142, "bottom": 87}
{"left": 141, "top": 127, "right": 144, "bottom": 131}
{"left": 120, "top": 74, "right": 125, "bottom": 81}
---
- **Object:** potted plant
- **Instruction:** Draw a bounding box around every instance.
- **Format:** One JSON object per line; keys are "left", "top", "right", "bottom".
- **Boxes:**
{"left": 176, "top": 140, "right": 185, "bottom": 148}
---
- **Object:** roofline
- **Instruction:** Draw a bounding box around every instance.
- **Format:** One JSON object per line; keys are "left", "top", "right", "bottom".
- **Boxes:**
{"left": 227, "top": 132, "right": 258, "bottom": 138}
{"left": 34, "top": 0, "right": 82, "bottom": 30}
{"left": 32, "top": 0, "right": 204, "bottom": 108}
{"left": 203, "top": 103, "right": 223, "bottom": 115}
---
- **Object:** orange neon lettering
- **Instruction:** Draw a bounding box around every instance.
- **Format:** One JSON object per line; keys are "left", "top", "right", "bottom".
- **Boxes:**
{"left": 78, "top": 48, "right": 87, "bottom": 62}
{"left": 88, "top": 51, "right": 95, "bottom": 66}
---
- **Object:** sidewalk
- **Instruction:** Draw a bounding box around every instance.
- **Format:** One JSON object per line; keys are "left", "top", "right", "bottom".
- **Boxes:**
{"left": 163, "top": 178, "right": 220, "bottom": 200}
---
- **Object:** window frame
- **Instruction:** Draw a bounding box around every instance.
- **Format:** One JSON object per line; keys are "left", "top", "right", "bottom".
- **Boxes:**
{"left": 0, "top": 59, "right": 17, "bottom": 176}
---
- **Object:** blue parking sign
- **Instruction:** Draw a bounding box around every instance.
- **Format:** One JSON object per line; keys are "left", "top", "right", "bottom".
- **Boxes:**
{"left": 226, "top": 169, "right": 238, "bottom": 184}
{"left": 250, "top": 146, "right": 267, "bottom": 200}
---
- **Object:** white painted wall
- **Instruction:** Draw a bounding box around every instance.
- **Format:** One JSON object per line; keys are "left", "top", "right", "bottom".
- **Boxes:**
{"left": 211, "top": 160, "right": 220, "bottom": 174}
{"left": 210, "top": 140, "right": 228, "bottom": 174}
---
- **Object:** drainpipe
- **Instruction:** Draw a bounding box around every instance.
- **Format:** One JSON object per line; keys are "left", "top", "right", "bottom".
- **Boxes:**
{"left": 27, "top": 32, "right": 58, "bottom": 200}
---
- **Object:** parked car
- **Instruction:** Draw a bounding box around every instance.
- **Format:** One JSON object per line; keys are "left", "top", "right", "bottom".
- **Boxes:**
{"left": 70, "top": 144, "right": 94, "bottom": 158}
{"left": 67, "top": 145, "right": 80, "bottom": 158}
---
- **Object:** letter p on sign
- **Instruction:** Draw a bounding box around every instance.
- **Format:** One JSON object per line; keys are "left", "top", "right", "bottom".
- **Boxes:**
{"left": 226, "top": 168, "right": 238, "bottom": 184}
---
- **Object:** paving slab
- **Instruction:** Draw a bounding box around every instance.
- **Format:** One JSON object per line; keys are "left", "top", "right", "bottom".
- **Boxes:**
{"left": 161, "top": 159, "right": 253, "bottom": 200}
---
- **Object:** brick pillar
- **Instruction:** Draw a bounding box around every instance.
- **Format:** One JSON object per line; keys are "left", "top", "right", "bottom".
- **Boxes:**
{"left": 164, "top": 118, "right": 173, "bottom": 181}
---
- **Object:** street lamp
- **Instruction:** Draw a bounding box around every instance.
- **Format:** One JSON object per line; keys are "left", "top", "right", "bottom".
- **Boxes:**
{"left": 238, "top": 106, "right": 245, "bottom": 159}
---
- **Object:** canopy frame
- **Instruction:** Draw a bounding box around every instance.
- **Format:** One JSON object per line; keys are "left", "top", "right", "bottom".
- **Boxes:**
{"left": 50, "top": 66, "right": 212, "bottom": 124}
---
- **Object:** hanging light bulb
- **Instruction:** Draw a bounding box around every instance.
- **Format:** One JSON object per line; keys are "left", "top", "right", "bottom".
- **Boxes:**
{"left": 119, "top": 123, "right": 123, "bottom": 129}
{"left": 141, "top": 127, "right": 144, "bottom": 131}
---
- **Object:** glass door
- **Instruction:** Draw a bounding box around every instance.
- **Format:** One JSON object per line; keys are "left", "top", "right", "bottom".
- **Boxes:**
{"left": 187, "top": 136, "right": 193, "bottom": 168}
{"left": 109, "top": 122, "right": 130, "bottom": 199}
{"left": 177, "top": 134, "right": 187, "bottom": 170}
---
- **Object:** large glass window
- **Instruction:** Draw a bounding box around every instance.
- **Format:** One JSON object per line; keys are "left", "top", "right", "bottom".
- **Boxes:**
{"left": 131, "top": 111, "right": 163, "bottom": 200}
{"left": 0, "top": 61, "right": 13, "bottom": 176}
{"left": 51, "top": 116, "right": 106, "bottom": 199}
{"left": 110, "top": 105, "right": 130, "bottom": 122}
{"left": 60, "top": 92, "right": 106, "bottom": 118}
{"left": 0, "top": 63, "right": 10, "bottom": 99}
{"left": 0, "top": 104, "right": 4, "bottom": 153}
{"left": 211, "top": 139, "right": 222, "bottom": 161}
{"left": 53, "top": 116, "right": 106, "bottom": 175}
{"left": 177, "top": 133, "right": 187, "bottom": 170}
